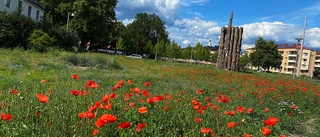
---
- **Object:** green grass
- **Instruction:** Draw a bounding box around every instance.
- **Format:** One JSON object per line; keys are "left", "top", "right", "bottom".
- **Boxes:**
{"left": 0, "top": 48, "right": 319, "bottom": 137}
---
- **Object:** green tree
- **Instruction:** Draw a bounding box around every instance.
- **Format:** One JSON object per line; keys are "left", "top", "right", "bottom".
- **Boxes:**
{"left": 211, "top": 52, "right": 218, "bottom": 63}
{"left": 182, "top": 45, "right": 192, "bottom": 59}
{"left": 239, "top": 54, "right": 250, "bottom": 72}
{"left": 71, "top": 0, "right": 118, "bottom": 50}
{"left": 0, "top": 11, "right": 37, "bottom": 49}
{"left": 126, "top": 13, "right": 169, "bottom": 54}
{"left": 28, "top": 29, "right": 55, "bottom": 52}
{"left": 250, "top": 37, "right": 282, "bottom": 71}
{"left": 166, "top": 41, "right": 182, "bottom": 58}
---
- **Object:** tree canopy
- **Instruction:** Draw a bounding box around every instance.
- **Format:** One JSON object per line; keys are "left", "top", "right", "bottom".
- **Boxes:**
{"left": 250, "top": 37, "right": 282, "bottom": 71}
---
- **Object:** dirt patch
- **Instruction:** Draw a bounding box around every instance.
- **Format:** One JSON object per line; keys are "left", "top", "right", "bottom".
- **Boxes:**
{"left": 287, "top": 118, "right": 316, "bottom": 137}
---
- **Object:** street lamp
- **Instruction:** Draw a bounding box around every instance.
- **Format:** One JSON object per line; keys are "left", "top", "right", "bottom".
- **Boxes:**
{"left": 295, "top": 38, "right": 303, "bottom": 78}
{"left": 150, "top": 29, "right": 158, "bottom": 60}
{"left": 66, "top": 12, "right": 74, "bottom": 30}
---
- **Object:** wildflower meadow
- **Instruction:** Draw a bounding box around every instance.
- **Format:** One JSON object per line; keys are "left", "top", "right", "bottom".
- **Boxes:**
{"left": 0, "top": 48, "right": 319, "bottom": 137}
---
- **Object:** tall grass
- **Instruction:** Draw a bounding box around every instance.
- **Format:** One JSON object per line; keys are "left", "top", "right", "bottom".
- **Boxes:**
{"left": 0, "top": 49, "right": 319, "bottom": 136}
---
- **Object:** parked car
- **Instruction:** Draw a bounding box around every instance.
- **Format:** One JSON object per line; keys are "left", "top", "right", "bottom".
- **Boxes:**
{"left": 127, "top": 54, "right": 143, "bottom": 59}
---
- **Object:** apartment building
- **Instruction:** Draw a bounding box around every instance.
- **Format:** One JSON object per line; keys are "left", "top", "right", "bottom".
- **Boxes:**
{"left": 0, "top": 0, "right": 45, "bottom": 22}
{"left": 246, "top": 43, "right": 316, "bottom": 77}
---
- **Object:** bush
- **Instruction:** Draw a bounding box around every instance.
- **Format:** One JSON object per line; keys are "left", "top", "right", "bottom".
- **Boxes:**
{"left": 28, "top": 29, "right": 54, "bottom": 52}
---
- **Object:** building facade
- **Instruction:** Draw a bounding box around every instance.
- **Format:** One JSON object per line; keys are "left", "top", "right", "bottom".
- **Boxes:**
{"left": 246, "top": 43, "right": 316, "bottom": 77}
{"left": 0, "top": 0, "right": 45, "bottom": 22}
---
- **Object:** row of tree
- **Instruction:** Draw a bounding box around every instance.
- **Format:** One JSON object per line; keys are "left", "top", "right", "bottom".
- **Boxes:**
{"left": 0, "top": 0, "right": 218, "bottom": 61}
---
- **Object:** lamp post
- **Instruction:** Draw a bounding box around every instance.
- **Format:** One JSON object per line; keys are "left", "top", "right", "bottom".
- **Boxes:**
{"left": 66, "top": 12, "right": 74, "bottom": 30}
{"left": 151, "top": 29, "right": 158, "bottom": 60}
{"left": 295, "top": 38, "right": 303, "bottom": 78}
{"left": 296, "top": 16, "right": 307, "bottom": 77}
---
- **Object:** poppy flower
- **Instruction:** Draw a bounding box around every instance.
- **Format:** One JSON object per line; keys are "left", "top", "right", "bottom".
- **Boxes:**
{"left": 1, "top": 114, "right": 13, "bottom": 121}
{"left": 144, "top": 82, "right": 151, "bottom": 86}
{"left": 197, "top": 109, "right": 204, "bottom": 114}
{"left": 37, "top": 94, "right": 49, "bottom": 103}
{"left": 291, "top": 105, "right": 297, "bottom": 109}
{"left": 86, "top": 112, "right": 95, "bottom": 119}
{"left": 236, "top": 106, "right": 246, "bottom": 112}
{"left": 78, "top": 112, "right": 86, "bottom": 119}
{"left": 264, "top": 108, "right": 269, "bottom": 112}
{"left": 11, "top": 89, "right": 19, "bottom": 95}
{"left": 101, "top": 103, "right": 112, "bottom": 110}
{"left": 71, "top": 89, "right": 80, "bottom": 96}
{"left": 138, "top": 107, "right": 148, "bottom": 114}
{"left": 196, "top": 89, "right": 203, "bottom": 94}
{"left": 72, "top": 74, "right": 79, "bottom": 79}
{"left": 136, "top": 123, "right": 146, "bottom": 132}
{"left": 227, "top": 122, "right": 237, "bottom": 128}
{"left": 40, "top": 79, "right": 47, "bottom": 83}
{"left": 163, "top": 107, "right": 168, "bottom": 111}
{"left": 92, "top": 129, "right": 99, "bottom": 136}
{"left": 228, "top": 110, "right": 235, "bottom": 116}
{"left": 280, "top": 135, "right": 286, "bottom": 137}
{"left": 127, "top": 80, "right": 133, "bottom": 85}
{"left": 200, "top": 127, "right": 213, "bottom": 134}
{"left": 247, "top": 108, "right": 253, "bottom": 114}
{"left": 261, "top": 126, "right": 271, "bottom": 135}
{"left": 194, "top": 117, "right": 202, "bottom": 123}
{"left": 118, "top": 122, "right": 131, "bottom": 129}
{"left": 129, "top": 102, "right": 135, "bottom": 108}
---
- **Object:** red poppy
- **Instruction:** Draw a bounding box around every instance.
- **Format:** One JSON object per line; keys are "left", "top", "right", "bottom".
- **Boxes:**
{"left": 181, "top": 91, "right": 185, "bottom": 94}
{"left": 288, "top": 111, "right": 294, "bottom": 116}
{"left": 92, "top": 129, "right": 99, "bottom": 136}
{"left": 200, "top": 127, "right": 213, "bottom": 134}
{"left": 163, "top": 107, "right": 168, "bottom": 111}
{"left": 101, "top": 103, "right": 112, "bottom": 110}
{"left": 98, "top": 114, "right": 117, "bottom": 124}
{"left": 78, "top": 112, "right": 86, "bottom": 119}
{"left": 1, "top": 114, "right": 13, "bottom": 121}
{"left": 144, "top": 82, "right": 151, "bottom": 86}
{"left": 86, "top": 112, "right": 95, "bottom": 119}
{"left": 264, "top": 108, "right": 269, "bottom": 112}
{"left": 196, "top": 89, "right": 203, "bottom": 94}
{"left": 227, "top": 122, "right": 236, "bottom": 128}
{"left": 127, "top": 80, "right": 133, "bottom": 85}
{"left": 37, "top": 94, "right": 49, "bottom": 103}
{"left": 228, "top": 110, "right": 235, "bottom": 116}
{"left": 71, "top": 89, "right": 80, "bottom": 96}
{"left": 247, "top": 108, "right": 253, "bottom": 114}
{"left": 197, "top": 109, "right": 204, "bottom": 114}
{"left": 40, "top": 79, "right": 47, "bottom": 83}
{"left": 280, "top": 135, "right": 286, "bottom": 137}
{"left": 136, "top": 123, "right": 146, "bottom": 132}
{"left": 118, "top": 122, "right": 131, "bottom": 129}
{"left": 129, "top": 102, "right": 135, "bottom": 108}
{"left": 72, "top": 74, "right": 79, "bottom": 79}
{"left": 261, "top": 126, "right": 271, "bottom": 135}
{"left": 236, "top": 106, "right": 246, "bottom": 113}
{"left": 194, "top": 117, "right": 202, "bottom": 123}
{"left": 11, "top": 89, "right": 19, "bottom": 95}
{"left": 291, "top": 105, "right": 297, "bottom": 109}
{"left": 138, "top": 107, "right": 148, "bottom": 114}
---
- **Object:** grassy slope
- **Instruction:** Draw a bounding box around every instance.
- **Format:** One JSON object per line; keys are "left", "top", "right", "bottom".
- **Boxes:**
{"left": 0, "top": 48, "right": 319, "bottom": 136}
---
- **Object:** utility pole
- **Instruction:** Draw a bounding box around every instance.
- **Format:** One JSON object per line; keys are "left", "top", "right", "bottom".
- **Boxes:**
{"left": 297, "top": 16, "right": 307, "bottom": 77}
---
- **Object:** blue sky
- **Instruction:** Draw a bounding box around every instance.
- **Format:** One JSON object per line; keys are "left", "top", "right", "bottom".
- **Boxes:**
{"left": 116, "top": 0, "right": 320, "bottom": 50}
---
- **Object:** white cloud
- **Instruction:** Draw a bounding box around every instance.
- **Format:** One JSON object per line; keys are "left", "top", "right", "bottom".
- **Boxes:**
{"left": 116, "top": 0, "right": 180, "bottom": 25}
{"left": 182, "top": 40, "right": 190, "bottom": 45}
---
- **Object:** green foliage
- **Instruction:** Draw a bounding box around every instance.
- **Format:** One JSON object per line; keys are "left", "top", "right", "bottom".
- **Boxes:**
{"left": 28, "top": 29, "right": 54, "bottom": 52}
{"left": 211, "top": 52, "right": 218, "bottom": 63}
{"left": 166, "top": 41, "right": 182, "bottom": 58}
{"left": 193, "top": 42, "right": 210, "bottom": 61}
{"left": 181, "top": 45, "right": 193, "bottom": 59}
{"left": 250, "top": 37, "right": 282, "bottom": 71}
{"left": 240, "top": 54, "right": 250, "bottom": 71}
{"left": 0, "top": 11, "right": 37, "bottom": 49}
{"left": 126, "top": 13, "right": 169, "bottom": 54}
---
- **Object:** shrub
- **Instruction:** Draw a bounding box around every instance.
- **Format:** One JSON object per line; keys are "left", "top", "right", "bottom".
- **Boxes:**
{"left": 28, "top": 29, "right": 54, "bottom": 52}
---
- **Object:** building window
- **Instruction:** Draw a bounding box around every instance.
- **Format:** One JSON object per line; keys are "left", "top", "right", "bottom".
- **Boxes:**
{"left": 28, "top": 5, "right": 32, "bottom": 17}
{"left": 304, "top": 53, "right": 308, "bottom": 56}
{"left": 5, "top": 0, "right": 11, "bottom": 8}
{"left": 36, "top": 10, "right": 40, "bottom": 21}
{"left": 18, "top": 0, "right": 23, "bottom": 12}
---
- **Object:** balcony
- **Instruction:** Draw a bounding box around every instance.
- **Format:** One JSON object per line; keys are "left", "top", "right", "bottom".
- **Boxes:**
{"left": 315, "top": 59, "right": 320, "bottom": 63}
{"left": 287, "top": 65, "right": 295, "bottom": 69}
{"left": 288, "top": 60, "right": 296, "bottom": 63}
{"left": 315, "top": 64, "right": 320, "bottom": 68}
{"left": 288, "top": 54, "right": 297, "bottom": 57}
